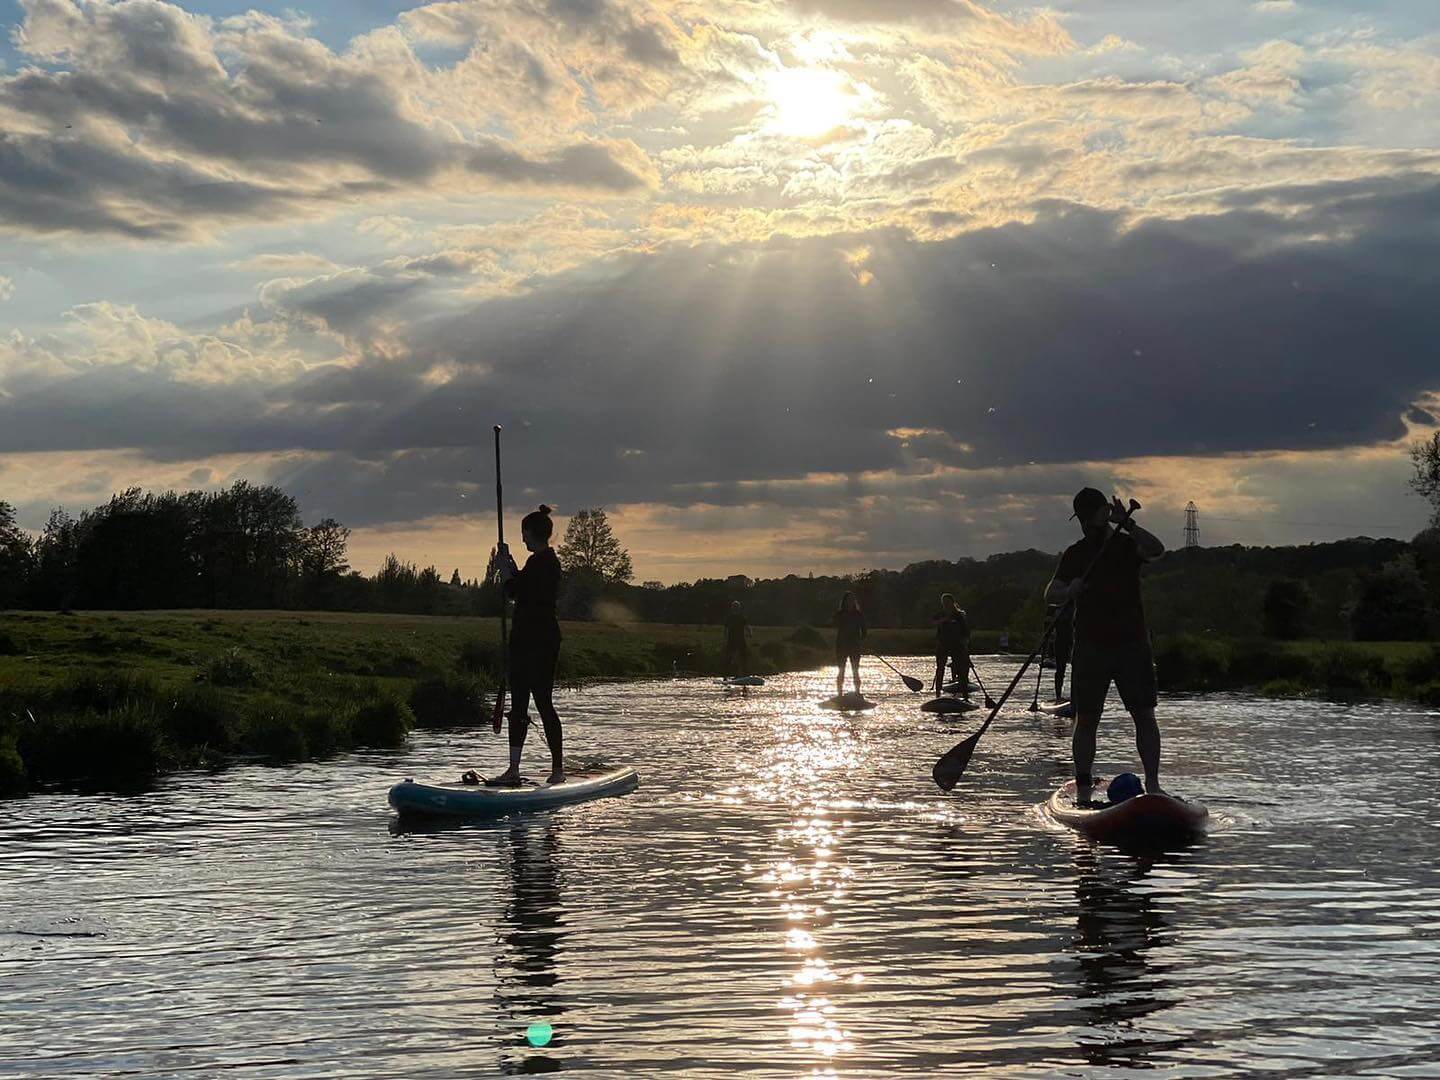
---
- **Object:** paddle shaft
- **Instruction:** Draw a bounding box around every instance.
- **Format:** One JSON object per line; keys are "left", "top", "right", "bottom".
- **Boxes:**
{"left": 951, "top": 503, "right": 1140, "bottom": 754}
{"left": 492, "top": 425, "right": 508, "bottom": 733}
{"left": 876, "top": 654, "right": 924, "bottom": 691}
{"left": 968, "top": 659, "right": 997, "bottom": 708}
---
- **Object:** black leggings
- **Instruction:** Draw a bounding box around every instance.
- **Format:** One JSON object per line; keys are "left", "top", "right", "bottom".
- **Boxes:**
{"left": 509, "top": 640, "right": 562, "bottom": 764}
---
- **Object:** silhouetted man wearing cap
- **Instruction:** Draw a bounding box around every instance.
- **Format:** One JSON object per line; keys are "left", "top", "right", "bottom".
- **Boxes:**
{"left": 1045, "top": 488, "right": 1166, "bottom": 804}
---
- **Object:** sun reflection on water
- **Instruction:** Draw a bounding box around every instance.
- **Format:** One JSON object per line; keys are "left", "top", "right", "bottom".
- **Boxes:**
{"left": 746, "top": 698, "right": 875, "bottom": 1070}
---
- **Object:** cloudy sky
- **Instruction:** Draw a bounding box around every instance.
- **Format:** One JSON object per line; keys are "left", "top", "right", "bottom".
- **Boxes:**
{"left": 2, "top": 0, "right": 1438, "bottom": 581}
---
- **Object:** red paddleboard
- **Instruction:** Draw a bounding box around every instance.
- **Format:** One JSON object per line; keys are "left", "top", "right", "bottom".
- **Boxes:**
{"left": 1045, "top": 778, "right": 1207, "bottom": 844}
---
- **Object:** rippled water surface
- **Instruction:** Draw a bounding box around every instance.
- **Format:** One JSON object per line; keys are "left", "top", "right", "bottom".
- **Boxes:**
{"left": 4, "top": 662, "right": 1440, "bottom": 1078}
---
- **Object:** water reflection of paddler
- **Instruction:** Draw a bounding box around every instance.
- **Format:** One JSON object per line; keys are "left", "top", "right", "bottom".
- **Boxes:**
{"left": 1071, "top": 848, "right": 1178, "bottom": 1068}
{"left": 496, "top": 819, "right": 566, "bottom": 1072}
{"left": 501, "top": 819, "right": 565, "bottom": 991}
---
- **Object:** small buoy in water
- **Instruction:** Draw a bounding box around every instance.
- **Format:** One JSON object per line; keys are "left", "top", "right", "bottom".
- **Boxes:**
{"left": 526, "top": 1021, "right": 554, "bottom": 1047}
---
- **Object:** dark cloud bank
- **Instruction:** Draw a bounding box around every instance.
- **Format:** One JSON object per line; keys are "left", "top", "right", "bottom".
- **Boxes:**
{"left": 5, "top": 173, "right": 1440, "bottom": 532}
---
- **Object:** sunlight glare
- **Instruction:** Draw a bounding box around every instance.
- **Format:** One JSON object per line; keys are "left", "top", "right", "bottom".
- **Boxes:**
{"left": 765, "top": 67, "right": 857, "bottom": 138}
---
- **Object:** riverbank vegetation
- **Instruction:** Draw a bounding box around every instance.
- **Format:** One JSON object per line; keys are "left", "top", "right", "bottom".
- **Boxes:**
{"left": 1152, "top": 636, "right": 1440, "bottom": 705}
{"left": 0, "top": 610, "right": 937, "bottom": 796}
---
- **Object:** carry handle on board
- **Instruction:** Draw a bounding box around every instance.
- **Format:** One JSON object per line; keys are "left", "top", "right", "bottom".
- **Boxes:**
{"left": 932, "top": 499, "right": 1140, "bottom": 792}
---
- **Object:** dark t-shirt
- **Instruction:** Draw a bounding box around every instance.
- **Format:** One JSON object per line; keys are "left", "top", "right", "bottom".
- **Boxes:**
{"left": 506, "top": 548, "right": 561, "bottom": 645}
{"left": 936, "top": 610, "right": 969, "bottom": 653}
{"left": 724, "top": 611, "right": 748, "bottom": 648}
{"left": 1054, "top": 530, "right": 1147, "bottom": 647}
{"left": 835, "top": 609, "right": 866, "bottom": 649}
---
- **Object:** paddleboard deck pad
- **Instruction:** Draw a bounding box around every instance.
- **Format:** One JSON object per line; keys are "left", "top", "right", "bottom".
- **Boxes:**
{"left": 719, "top": 676, "right": 766, "bottom": 686}
{"left": 389, "top": 767, "right": 639, "bottom": 819}
{"left": 922, "top": 696, "right": 978, "bottom": 714}
{"left": 1045, "top": 778, "right": 1207, "bottom": 844}
{"left": 819, "top": 693, "right": 876, "bottom": 711}
{"left": 1036, "top": 700, "right": 1074, "bottom": 717}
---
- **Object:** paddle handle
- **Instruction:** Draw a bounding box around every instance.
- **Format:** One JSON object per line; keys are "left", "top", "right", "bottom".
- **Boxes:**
{"left": 492, "top": 425, "right": 508, "bottom": 734}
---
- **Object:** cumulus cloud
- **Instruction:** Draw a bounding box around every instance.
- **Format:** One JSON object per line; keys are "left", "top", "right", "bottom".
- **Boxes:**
{"left": 0, "top": 275, "right": 12, "bottom": 301}
{"left": 0, "top": 0, "right": 656, "bottom": 240}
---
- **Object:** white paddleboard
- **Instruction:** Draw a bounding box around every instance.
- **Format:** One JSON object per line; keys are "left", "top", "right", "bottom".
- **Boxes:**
{"left": 388, "top": 767, "right": 639, "bottom": 819}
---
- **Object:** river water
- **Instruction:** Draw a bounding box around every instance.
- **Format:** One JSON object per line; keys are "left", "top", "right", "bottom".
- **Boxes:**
{"left": 3, "top": 662, "right": 1439, "bottom": 1078}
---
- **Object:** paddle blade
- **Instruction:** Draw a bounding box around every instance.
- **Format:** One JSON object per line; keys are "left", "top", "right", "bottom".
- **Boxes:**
{"left": 902, "top": 673, "right": 925, "bottom": 693}
{"left": 491, "top": 684, "right": 506, "bottom": 734}
{"left": 932, "top": 731, "right": 980, "bottom": 792}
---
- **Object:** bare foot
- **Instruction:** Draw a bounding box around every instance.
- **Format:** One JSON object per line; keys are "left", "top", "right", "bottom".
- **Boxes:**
{"left": 485, "top": 768, "right": 521, "bottom": 787}
{"left": 546, "top": 768, "right": 566, "bottom": 786}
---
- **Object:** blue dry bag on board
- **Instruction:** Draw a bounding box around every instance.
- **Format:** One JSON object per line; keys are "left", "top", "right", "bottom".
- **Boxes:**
{"left": 1107, "top": 773, "right": 1144, "bottom": 804}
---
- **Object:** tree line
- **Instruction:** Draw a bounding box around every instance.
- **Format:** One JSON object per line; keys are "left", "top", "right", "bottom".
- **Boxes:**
{"left": 0, "top": 484, "right": 643, "bottom": 619}
{"left": 4, "top": 442, "right": 1440, "bottom": 642}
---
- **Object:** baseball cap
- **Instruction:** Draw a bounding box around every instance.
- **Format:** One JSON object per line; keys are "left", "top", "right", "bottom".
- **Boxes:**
{"left": 1070, "top": 487, "right": 1107, "bottom": 520}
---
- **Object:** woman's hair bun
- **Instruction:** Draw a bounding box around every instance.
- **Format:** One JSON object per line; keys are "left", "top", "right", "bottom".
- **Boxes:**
{"left": 537, "top": 504, "right": 553, "bottom": 514}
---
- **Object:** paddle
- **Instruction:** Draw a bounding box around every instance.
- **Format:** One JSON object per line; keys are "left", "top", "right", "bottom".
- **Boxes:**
{"left": 1027, "top": 645, "right": 1044, "bottom": 712}
{"left": 968, "top": 660, "right": 998, "bottom": 710}
{"left": 876, "top": 654, "right": 925, "bottom": 693}
{"left": 932, "top": 499, "right": 1140, "bottom": 792}
{"left": 490, "top": 425, "right": 508, "bottom": 734}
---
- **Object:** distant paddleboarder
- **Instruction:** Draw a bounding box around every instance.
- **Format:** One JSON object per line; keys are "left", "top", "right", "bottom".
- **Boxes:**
{"left": 1045, "top": 488, "right": 1166, "bottom": 804}
{"left": 1048, "top": 602, "right": 1073, "bottom": 703}
{"left": 933, "top": 593, "right": 970, "bottom": 697}
{"left": 488, "top": 506, "right": 565, "bottom": 787}
{"left": 723, "top": 600, "right": 752, "bottom": 677}
{"left": 833, "top": 591, "right": 866, "bottom": 697}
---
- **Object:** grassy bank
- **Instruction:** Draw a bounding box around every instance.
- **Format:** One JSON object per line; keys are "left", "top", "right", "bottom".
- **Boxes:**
{"left": 0, "top": 610, "right": 937, "bottom": 796}
{"left": 1153, "top": 635, "right": 1440, "bottom": 704}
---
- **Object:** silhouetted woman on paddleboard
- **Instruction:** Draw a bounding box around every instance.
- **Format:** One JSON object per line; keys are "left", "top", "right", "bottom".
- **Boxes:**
{"left": 833, "top": 591, "right": 866, "bottom": 697}
{"left": 933, "top": 593, "right": 971, "bottom": 697}
{"left": 490, "top": 505, "right": 565, "bottom": 786}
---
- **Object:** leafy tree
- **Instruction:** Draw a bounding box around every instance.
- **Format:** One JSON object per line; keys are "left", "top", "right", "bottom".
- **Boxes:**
{"left": 1350, "top": 556, "right": 1434, "bottom": 641}
{"left": 1263, "top": 578, "right": 1313, "bottom": 640}
{"left": 1412, "top": 432, "right": 1440, "bottom": 527}
{"left": 558, "top": 507, "right": 633, "bottom": 583}
{"left": 0, "top": 501, "right": 34, "bottom": 609}
{"left": 299, "top": 518, "right": 351, "bottom": 580}
{"left": 28, "top": 508, "right": 80, "bottom": 609}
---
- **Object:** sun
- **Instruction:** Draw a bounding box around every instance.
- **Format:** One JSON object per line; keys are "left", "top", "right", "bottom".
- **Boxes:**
{"left": 764, "top": 67, "right": 858, "bottom": 138}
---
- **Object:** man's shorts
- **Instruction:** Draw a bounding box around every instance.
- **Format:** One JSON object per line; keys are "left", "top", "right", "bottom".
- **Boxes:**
{"left": 1070, "top": 638, "right": 1157, "bottom": 716}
